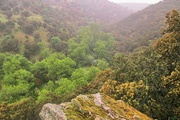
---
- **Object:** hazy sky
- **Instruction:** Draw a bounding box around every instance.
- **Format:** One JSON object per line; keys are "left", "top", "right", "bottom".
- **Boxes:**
{"left": 108, "top": 0, "right": 162, "bottom": 4}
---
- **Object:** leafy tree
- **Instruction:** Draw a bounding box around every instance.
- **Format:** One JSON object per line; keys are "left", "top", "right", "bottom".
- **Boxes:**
{"left": 2, "top": 54, "right": 32, "bottom": 75}
{"left": 85, "top": 66, "right": 100, "bottom": 82}
{"left": 36, "top": 81, "right": 58, "bottom": 102}
{"left": 100, "top": 80, "right": 151, "bottom": 113}
{"left": 68, "top": 24, "right": 115, "bottom": 66}
{"left": 0, "top": 35, "right": 20, "bottom": 53}
{"left": 0, "top": 53, "right": 7, "bottom": 79}
{"left": 161, "top": 65, "right": 180, "bottom": 119}
{"left": 22, "top": 23, "right": 35, "bottom": 34}
{"left": 31, "top": 61, "right": 49, "bottom": 86}
{"left": 155, "top": 10, "right": 180, "bottom": 73}
{"left": 50, "top": 36, "right": 63, "bottom": 52}
{"left": 46, "top": 57, "right": 76, "bottom": 81}
{"left": 0, "top": 69, "right": 35, "bottom": 103}
{"left": 163, "top": 9, "right": 180, "bottom": 33}
{"left": 70, "top": 68, "right": 89, "bottom": 88}
{"left": 32, "top": 53, "right": 76, "bottom": 83}
{"left": 0, "top": 54, "right": 34, "bottom": 103}
{"left": 23, "top": 41, "right": 40, "bottom": 59}
{"left": 55, "top": 78, "right": 75, "bottom": 96}
{"left": 96, "top": 59, "right": 109, "bottom": 70}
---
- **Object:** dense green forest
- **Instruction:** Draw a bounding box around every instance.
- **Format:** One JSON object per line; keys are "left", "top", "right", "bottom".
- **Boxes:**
{"left": 0, "top": 0, "right": 179, "bottom": 120}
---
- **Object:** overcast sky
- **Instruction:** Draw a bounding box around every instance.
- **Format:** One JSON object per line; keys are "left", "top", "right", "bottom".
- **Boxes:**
{"left": 108, "top": 0, "right": 162, "bottom": 4}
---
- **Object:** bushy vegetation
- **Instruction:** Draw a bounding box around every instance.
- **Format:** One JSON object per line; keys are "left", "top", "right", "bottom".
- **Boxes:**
{"left": 0, "top": 0, "right": 179, "bottom": 119}
{"left": 0, "top": 24, "right": 113, "bottom": 119}
{"left": 101, "top": 10, "right": 180, "bottom": 120}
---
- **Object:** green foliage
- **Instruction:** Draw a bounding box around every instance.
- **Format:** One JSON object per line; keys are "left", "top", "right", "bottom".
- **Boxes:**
{"left": 71, "top": 66, "right": 100, "bottom": 87}
{"left": 0, "top": 35, "right": 20, "bottom": 53}
{"left": 32, "top": 61, "right": 49, "bottom": 85}
{"left": 0, "top": 54, "right": 34, "bottom": 103}
{"left": 155, "top": 10, "right": 180, "bottom": 73}
{"left": 96, "top": 59, "right": 109, "bottom": 70}
{"left": 100, "top": 80, "right": 151, "bottom": 114}
{"left": 161, "top": 64, "right": 180, "bottom": 118}
{"left": 2, "top": 54, "right": 32, "bottom": 75}
{"left": 36, "top": 66, "right": 100, "bottom": 103}
{"left": 55, "top": 78, "right": 75, "bottom": 96}
{"left": 68, "top": 24, "right": 115, "bottom": 66}
{"left": 46, "top": 57, "right": 76, "bottom": 81}
{"left": 50, "top": 36, "right": 62, "bottom": 52}
{"left": 3, "top": 69, "right": 34, "bottom": 86}
{"left": 0, "top": 80, "right": 34, "bottom": 103}
{"left": 1, "top": 69, "right": 34, "bottom": 103}
{"left": 0, "top": 53, "right": 7, "bottom": 79}
{"left": 70, "top": 68, "right": 88, "bottom": 86}
{"left": 163, "top": 9, "right": 180, "bottom": 33}
{"left": 32, "top": 53, "right": 73, "bottom": 84}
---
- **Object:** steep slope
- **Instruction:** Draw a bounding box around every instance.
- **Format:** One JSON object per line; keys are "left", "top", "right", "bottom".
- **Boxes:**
{"left": 0, "top": 0, "right": 132, "bottom": 61}
{"left": 39, "top": 93, "right": 152, "bottom": 120}
{"left": 43, "top": 0, "right": 133, "bottom": 23}
{"left": 112, "top": 0, "right": 180, "bottom": 52}
{"left": 0, "top": 0, "right": 79, "bottom": 61}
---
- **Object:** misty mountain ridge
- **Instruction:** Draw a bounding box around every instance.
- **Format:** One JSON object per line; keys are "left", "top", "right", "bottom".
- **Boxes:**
{"left": 112, "top": 0, "right": 180, "bottom": 52}
{"left": 43, "top": 0, "right": 133, "bottom": 23}
{"left": 120, "top": 3, "right": 150, "bottom": 12}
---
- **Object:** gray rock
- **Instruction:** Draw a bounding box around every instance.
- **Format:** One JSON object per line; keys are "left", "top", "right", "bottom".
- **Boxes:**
{"left": 39, "top": 103, "right": 67, "bottom": 120}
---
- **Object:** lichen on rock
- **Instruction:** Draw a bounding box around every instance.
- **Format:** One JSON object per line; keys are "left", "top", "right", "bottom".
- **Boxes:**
{"left": 39, "top": 93, "right": 152, "bottom": 120}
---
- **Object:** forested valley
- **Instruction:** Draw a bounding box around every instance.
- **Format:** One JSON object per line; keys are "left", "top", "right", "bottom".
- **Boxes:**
{"left": 0, "top": 0, "right": 179, "bottom": 120}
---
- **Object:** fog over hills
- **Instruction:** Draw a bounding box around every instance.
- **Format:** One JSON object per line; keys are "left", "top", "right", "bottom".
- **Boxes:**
{"left": 111, "top": 0, "right": 180, "bottom": 52}
{"left": 120, "top": 3, "right": 150, "bottom": 12}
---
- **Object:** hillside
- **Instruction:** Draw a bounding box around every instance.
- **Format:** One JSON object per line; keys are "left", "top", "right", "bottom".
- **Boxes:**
{"left": 0, "top": 0, "right": 132, "bottom": 61}
{"left": 112, "top": 0, "right": 180, "bottom": 52}
{"left": 43, "top": 0, "right": 133, "bottom": 23}
{"left": 120, "top": 3, "right": 150, "bottom": 12}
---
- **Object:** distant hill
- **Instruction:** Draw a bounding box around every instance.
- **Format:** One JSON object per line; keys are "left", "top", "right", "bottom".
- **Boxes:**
{"left": 120, "top": 3, "right": 150, "bottom": 12}
{"left": 43, "top": 0, "right": 133, "bottom": 23}
{"left": 112, "top": 0, "right": 180, "bottom": 52}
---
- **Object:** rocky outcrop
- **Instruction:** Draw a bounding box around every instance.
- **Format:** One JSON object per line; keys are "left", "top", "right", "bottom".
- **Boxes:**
{"left": 39, "top": 93, "right": 151, "bottom": 120}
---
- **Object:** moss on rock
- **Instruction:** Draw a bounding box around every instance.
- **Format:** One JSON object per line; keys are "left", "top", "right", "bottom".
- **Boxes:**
{"left": 39, "top": 93, "right": 152, "bottom": 120}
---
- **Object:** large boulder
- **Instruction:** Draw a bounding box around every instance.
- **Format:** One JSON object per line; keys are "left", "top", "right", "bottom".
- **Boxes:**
{"left": 39, "top": 93, "right": 151, "bottom": 120}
